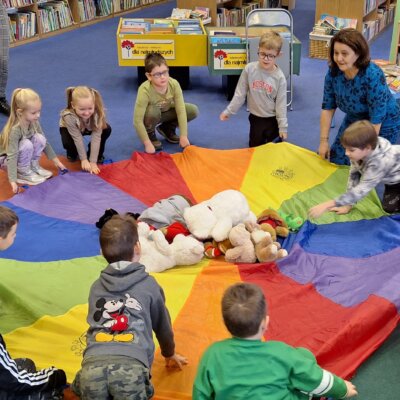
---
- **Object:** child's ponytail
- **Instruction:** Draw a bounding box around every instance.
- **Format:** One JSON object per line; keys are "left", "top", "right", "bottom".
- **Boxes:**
{"left": 91, "top": 88, "right": 107, "bottom": 130}
{"left": 0, "top": 88, "right": 39, "bottom": 151}
{"left": 65, "top": 87, "right": 75, "bottom": 110}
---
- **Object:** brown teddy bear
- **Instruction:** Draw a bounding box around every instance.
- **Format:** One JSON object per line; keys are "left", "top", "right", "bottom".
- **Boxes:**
{"left": 224, "top": 223, "right": 257, "bottom": 264}
{"left": 250, "top": 226, "right": 288, "bottom": 263}
{"left": 257, "top": 208, "right": 289, "bottom": 241}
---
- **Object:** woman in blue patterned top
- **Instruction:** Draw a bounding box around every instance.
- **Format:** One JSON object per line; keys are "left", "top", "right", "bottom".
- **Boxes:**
{"left": 318, "top": 28, "right": 400, "bottom": 165}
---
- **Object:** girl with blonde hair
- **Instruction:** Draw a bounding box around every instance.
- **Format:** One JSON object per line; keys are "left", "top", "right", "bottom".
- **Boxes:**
{"left": 0, "top": 88, "right": 66, "bottom": 193}
{"left": 59, "top": 86, "right": 112, "bottom": 174}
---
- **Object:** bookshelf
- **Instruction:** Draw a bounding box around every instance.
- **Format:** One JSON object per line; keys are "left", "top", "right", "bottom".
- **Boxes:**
{"left": 315, "top": 0, "right": 396, "bottom": 42}
{"left": 4, "top": 0, "right": 166, "bottom": 47}
{"left": 389, "top": 4, "right": 400, "bottom": 63}
{"left": 176, "top": 0, "right": 279, "bottom": 27}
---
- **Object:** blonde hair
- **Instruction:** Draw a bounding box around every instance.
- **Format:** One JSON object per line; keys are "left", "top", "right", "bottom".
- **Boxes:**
{"left": 64, "top": 86, "right": 107, "bottom": 131}
{"left": 0, "top": 88, "right": 41, "bottom": 152}
{"left": 259, "top": 30, "right": 283, "bottom": 53}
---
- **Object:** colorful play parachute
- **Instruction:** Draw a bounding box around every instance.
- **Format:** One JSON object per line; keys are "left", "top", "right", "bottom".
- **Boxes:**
{"left": 1, "top": 143, "right": 399, "bottom": 399}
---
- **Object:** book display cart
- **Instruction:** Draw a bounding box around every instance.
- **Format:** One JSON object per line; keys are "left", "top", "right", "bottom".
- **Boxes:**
{"left": 4, "top": 0, "right": 166, "bottom": 47}
{"left": 315, "top": 0, "right": 396, "bottom": 42}
{"left": 116, "top": 17, "right": 208, "bottom": 89}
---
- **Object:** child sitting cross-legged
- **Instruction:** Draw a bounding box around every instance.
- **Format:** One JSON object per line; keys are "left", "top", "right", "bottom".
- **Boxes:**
{"left": 193, "top": 282, "right": 358, "bottom": 400}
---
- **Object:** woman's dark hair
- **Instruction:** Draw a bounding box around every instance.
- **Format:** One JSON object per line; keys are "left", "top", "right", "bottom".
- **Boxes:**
{"left": 328, "top": 28, "right": 370, "bottom": 75}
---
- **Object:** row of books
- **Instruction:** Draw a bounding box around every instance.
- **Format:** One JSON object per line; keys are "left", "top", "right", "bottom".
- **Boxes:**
{"left": 209, "top": 29, "right": 244, "bottom": 44}
{"left": 112, "top": 0, "right": 139, "bottom": 13}
{"left": 77, "top": 0, "right": 96, "bottom": 22}
{"left": 362, "top": 3, "right": 395, "bottom": 41}
{"left": 8, "top": 11, "right": 36, "bottom": 41}
{"left": 119, "top": 18, "right": 204, "bottom": 35}
{"left": 2, "top": 0, "right": 33, "bottom": 8}
{"left": 170, "top": 6, "right": 211, "bottom": 25}
{"left": 39, "top": 0, "right": 74, "bottom": 32}
{"left": 216, "top": 2, "right": 260, "bottom": 27}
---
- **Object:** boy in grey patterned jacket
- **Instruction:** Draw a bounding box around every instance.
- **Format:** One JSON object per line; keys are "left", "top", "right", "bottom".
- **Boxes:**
{"left": 309, "top": 120, "right": 400, "bottom": 218}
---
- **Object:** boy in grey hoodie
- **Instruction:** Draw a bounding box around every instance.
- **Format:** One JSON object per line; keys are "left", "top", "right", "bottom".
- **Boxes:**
{"left": 72, "top": 214, "right": 187, "bottom": 399}
{"left": 309, "top": 120, "right": 400, "bottom": 219}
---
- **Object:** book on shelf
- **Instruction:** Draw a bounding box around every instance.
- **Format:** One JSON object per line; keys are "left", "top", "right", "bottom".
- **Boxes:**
{"left": 389, "top": 77, "right": 400, "bottom": 92}
{"left": 170, "top": 7, "right": 191, "bottom": 19}
{"left": 209, "top": 29, "right": 237, "bottom": 36}
{"left": 210, "top": 36, "right": 242, "bottom": 44}
{"left": 319, "top": 14, "right": 357, "bottom": 30}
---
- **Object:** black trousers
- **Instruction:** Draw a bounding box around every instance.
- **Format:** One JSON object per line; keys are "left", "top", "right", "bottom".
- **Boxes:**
{"left": 248, "top": 113, "right": 279, "bottom": 147}
{"left": 59, "top": 124, "right": 112, "bottom": 161}
{"left": 382, "top": 182, "right": 400, "bottom": 213}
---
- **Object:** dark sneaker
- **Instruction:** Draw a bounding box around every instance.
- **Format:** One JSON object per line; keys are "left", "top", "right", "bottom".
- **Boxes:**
{"left": 148, "top": 131, "right": 163, "bottom": 151}
{"left": 156, "top": 124, "right": 180, "bottom": 144}
{"left": 0, "top": 98, "right": 10, "bottom": 116}
{"left": 97, "top": 156, "right": 105, "bottom": 164}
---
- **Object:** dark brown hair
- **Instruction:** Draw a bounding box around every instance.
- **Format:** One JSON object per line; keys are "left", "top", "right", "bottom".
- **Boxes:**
{"left": 144, "top": 52, "right": 167, "bottom": 74}
{"left": 341, "top": 120, "right": 378, "bottom": 150}
{"left": 100, "top": 214, "right": 138, "bottom": 264}
{"left": 329, "top": 28, "right": 370, "bottom": 75}
{"left": 0, "top": 206, "right": 18, "bottom": 239}
{"left": 222, "top": 283, "right": 267, "bottom": 338}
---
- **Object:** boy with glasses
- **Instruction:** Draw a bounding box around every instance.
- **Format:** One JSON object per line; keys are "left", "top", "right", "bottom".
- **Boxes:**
{"left": 133, "top": 52, "right": 199, "bottom": 153}
{"left": 220, "top": 31, "right": 288, "bottom": 147}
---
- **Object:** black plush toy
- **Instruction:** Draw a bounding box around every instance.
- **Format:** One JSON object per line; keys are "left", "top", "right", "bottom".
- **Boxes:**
{"left": 95, "top": 209, "right": 140, "bottom": 229}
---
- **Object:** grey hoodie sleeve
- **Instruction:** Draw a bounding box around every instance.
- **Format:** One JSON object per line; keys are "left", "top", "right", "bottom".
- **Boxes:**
{"left": 335, "top": 161, "right": 386, "bottom": 206}
{"left": 275, "top": 74, "right": 288, "bottom": 133}
{"left": 151, "top": 287, "right": 175, "bottom": 358}
{"left": 223, "top": 68, "right": 249, "bottom": 116}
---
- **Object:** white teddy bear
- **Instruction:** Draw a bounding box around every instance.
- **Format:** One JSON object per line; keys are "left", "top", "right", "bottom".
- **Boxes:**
{"left": 138, "top": 222, "right": 204, "bottom": 273}
{"left": 183, "top": 190, "right": 257, "bottom": 242}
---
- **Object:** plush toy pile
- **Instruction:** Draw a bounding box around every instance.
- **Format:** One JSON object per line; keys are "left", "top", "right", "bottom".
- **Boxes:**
{"left": 96, "top": 190, "right": 294, "bottom": 272}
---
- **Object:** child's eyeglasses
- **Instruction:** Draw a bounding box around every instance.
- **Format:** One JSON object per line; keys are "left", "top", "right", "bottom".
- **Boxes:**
{"left": 150, "top": 69, "right": 169, "bottom": 79}
{"left": 257, "top": 52, "right": 277, "bottom": 60}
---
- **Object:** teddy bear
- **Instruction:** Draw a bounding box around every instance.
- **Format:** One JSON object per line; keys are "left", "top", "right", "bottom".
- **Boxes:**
{"left": 183, "top": 190, "right": 257, "bottom": 242}
{"left": 224, "top": 223, "right": 257, "bottom": 264}
{"left": 138, "top": 222, "right": 204, "bottom": 273}
{"left": 249, "top": 225, "right": 288, "bottom": 263}
{"left": 257, "top": 208, "right": 290, "bottom": 241}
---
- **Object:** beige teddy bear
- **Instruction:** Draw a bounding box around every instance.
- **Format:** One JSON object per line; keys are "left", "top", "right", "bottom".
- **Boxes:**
{"left": 224, "top": 223, "right": 257, "bottom": 264}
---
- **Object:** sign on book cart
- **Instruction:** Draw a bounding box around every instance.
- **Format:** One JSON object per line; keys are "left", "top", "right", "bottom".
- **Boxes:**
{"left": 120, "top": 39, "right": 175, "bottom": 60}
{"left": 213, "top": 48, "right": 246, "bottom": 70}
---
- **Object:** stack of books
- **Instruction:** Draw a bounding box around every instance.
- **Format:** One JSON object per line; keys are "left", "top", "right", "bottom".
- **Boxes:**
{"left": 119, "top": 18, "right": 150, "bottom": 34}
{"left": 150, "top": 19, "right": 175, "bottom": 34}
{"left": 209, "top": 30, "right": 242, "bottom": 44}
{"left": 311, "top": 14, "right": 357, "bottom": 37}
{"left": 176, "top": 19, "right": 203, "bottom": 35}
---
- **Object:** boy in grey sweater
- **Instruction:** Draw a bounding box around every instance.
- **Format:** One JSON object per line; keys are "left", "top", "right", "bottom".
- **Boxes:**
{"left": 309, "top": 120, "right": 400, "bottom": 218}
{"left": 220, "top": 31, "right": 288, "bottom": 147}
{"left": 72, "top": 214, "right": 187, "bottom": 399}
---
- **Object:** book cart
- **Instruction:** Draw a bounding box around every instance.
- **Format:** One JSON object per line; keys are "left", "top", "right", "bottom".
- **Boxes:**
{"left": 116, "top": 16, "right": 301, "bottom": 94}
{"left": 116, "top": 18, "right": 208, "bottom": 89}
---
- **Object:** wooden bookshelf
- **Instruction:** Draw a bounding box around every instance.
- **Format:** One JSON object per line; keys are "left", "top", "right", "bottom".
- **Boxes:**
{"left": 315, "top": 0, "right": 396, "bottom": 42}
{"left": 5, "top": 0, "right": 167, "bottom": 47}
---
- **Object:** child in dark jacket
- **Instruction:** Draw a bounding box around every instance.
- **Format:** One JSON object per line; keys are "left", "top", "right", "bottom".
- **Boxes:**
{"left": 0, "top": 205, "right": 67, "bottom": 399}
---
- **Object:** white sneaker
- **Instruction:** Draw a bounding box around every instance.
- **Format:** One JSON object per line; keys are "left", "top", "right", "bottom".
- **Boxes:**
{"left": 16, "top": 169, "right": 47, "bottom": 185}
{"left": 31, "top": 160, "right": 53, "bottom": 179}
